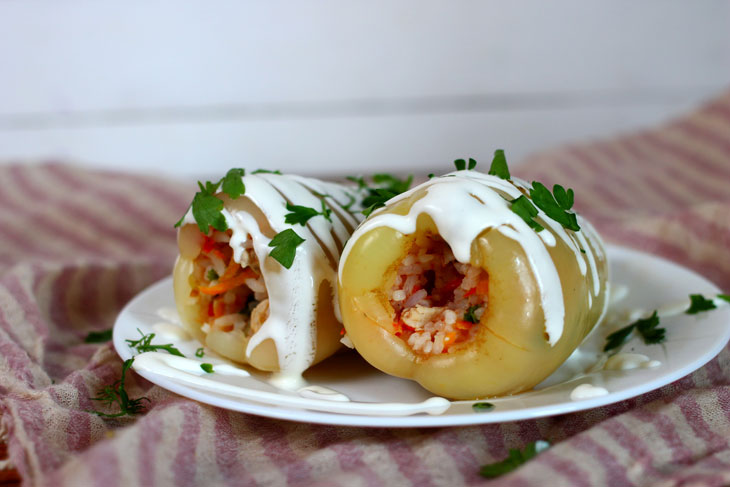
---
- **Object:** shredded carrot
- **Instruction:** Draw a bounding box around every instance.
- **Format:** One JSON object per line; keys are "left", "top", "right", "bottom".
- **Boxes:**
{"left": 198, "top": 268, "right": 257, "bottom": 295}
{"left": 443, "top": 331, "right": 458, "bottom": 345}
{"left": 213, "top": 299, "right": 226, "bottom": 318}
{"left": 220, "top": 257, "right": 241, "bottom": 281}
{"left": 476, "top": 279, "right": 489, "bottom": 296}
{"left": 455, "top": 320, "right": 474, "bottom": 330}
{"left": 219, "top": 323, "right": 234, "bottom": 332}
{"left": 202, "top": 235, "right": 216, "bottom": 253}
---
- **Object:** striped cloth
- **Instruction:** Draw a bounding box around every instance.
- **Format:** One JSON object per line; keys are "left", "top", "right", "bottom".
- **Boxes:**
{"left": 1, "top": 92, "right": 730, "bottom": 487}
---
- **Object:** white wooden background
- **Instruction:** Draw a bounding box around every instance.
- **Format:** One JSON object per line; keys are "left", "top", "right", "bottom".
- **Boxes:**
{"left": 0, "top": 0, "right": 728, "bottom": 179}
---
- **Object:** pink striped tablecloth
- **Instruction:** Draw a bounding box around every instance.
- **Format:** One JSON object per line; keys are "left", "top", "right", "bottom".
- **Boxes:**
{"left": 1, "top": 92, "right": 730, "bottom": 487}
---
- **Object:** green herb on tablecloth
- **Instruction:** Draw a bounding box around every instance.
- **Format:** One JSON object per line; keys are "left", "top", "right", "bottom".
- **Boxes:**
{"left": 126, "top": 329, "right": 185, "bottom": 357}
{"left": 479, "top": 440, "right": 550, "bottom": 478}
{"left": 200, "top": 363, "right": 214, "bottom": 374}
{"left": 454, "top": 158, "right": 477, "bottom": 171}
{"left": 488, "top": 150, "right": 510, "bottom": 179}
{"left": 84, "top": 329, "right": 113, "bottom": 343}
{"left": 603, "top": 311, "right": 665, "bottom": 353}
{"left": 268, "top": 229, "right": 306, "bottom": 269}
{"left": 195, "top": 347, "right": 205, "bottom": 358}
{"left": 472, "top": 402, "right": 495, "bottom": 412}
{"left": 89, "top": 358, "right": 149, "bottom": 418}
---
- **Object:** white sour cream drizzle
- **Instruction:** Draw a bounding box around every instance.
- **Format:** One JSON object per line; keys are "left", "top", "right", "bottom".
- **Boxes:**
{"left": 133, "top": 352, "right": 450, "bottom": 416}
{"left": 340, "top": 171, "right": 605, "bottom": 346}
{"left": 182, "top": 174, "right": 363, "bottom": 381}
{"left": 570, "top": 383, "right": 608, "bottom": 400}
{"left": 604, "top": 353, "right": 661, "bottom": 371}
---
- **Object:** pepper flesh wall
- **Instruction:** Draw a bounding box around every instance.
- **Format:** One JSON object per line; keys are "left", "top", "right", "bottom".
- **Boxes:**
{"left": 337, "top": 174, "right": 608, "bottom": 400}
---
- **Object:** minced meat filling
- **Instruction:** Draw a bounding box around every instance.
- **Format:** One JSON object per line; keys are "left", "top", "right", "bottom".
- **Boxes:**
{"left": 389, "top": 233, "right": 489, "bottom": 355}
{"left": 189, "top": 230, "right": 269, "bottom": 337}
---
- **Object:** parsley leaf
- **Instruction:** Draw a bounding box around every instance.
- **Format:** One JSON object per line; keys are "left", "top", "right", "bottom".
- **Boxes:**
{"left": 464, "top": 305, "right": 481, "bottom": 324}
{"left": 718, "top": 294, "right": 730, "bottom": 303}
{"left": 530, "top": 182, "right": 580, "bottom": 232}
{"left": 472, "top": 402, "right": 495, "bottom": 412}
{"left": 284, "top": 200, "right": 332, "bottom": 226}
{"left": 191, "top": 188, "right": 227, "bottom": 234}
{"left": 251, "top": 169, "right": 282, "bottom": 175}
{"left": 200, "top": 363, "right": 214, "bottom": 373}
{"left": 488, "top": 149, "right": 510, "bottom": 179}
{"left": 84, "top": 329, "right": 113, "bottom": 343}
{"left": 454, "top": 158, "right": 477, "bottom": 171}
{"left": 552, "top": 184, "right": 574, "bottom": 211}
{"left": 89, "top": 358, "right": 150, "bottom": 418}
{"left": 195, "top": 347, "right": 205, "bottom": 358}
{"left": 268, "top": 229, "right": 305, "bottom": 269}
{"left": 207, "top": 269, "right": 219, "bottom": 281}
{"left": 510, "top": 195, "right": 544, "bottom": 232}
{"left": 686, "top": 294, "right": 717, "bottom": 314}
{"left": 347, "top": 173, "right": 413, "bottom": 217}
{"left": 220, "top": 168, "right": 245, "bottom": 199}
{"left": 480, "top": 441, "right": 550, "bottom": 478}
{"left": 126, "top": 329, "right": 185, "bottom": 357}
{"left": 604, "top": 311, "right": 665, "bottom": 352}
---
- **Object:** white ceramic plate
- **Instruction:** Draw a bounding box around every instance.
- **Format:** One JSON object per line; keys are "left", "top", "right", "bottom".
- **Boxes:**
{"left": 113, "top": 245, "right": 730, "bottom": 427}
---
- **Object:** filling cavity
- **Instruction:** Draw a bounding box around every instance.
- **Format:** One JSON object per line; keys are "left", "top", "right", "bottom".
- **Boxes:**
{"left": 389, "top": 233, "right": 488, "bottom": 355}
{"left": 189, "top": 230, "right": 269, "bottom": 336}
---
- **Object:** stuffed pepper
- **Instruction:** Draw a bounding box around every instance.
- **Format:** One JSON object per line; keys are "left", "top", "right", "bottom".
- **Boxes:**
{"left": 338, "top": 153, "right": 608, "bottom": 399}
{"left": 174, "top": 169, "right": 363, "bottom": 381}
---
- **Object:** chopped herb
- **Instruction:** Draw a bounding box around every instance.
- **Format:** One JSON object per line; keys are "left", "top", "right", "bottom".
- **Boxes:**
{"left": 251, "top": 169, "right": 282, "bottom": 175}
{"left": 464, "top": 305, "right": 481, "bottom": 324}
{"left": 268, "top": 229, "right": 305, "bottom": 269}
{"left": 454, "top": 158, "right": 477, "bottom": 171}
{"left": 195, "top": 347, "right": 205, "bottom": 358}
{"left": 174, "top": 169, "right": 247, "bottom": 232}
{"left": 89, "top": 358, "right": 150, "bottom": 418}
{"left": 529, "top": 182, "right": 580, "bottom": 232}
{"left": 126, "top": 329, "right": 185, "bottom": 357}
{"left": 284, "top": 200, "right": 332, "bottom": 226}
{"left": 207, "top": 269, "right": 219, "bottom": 281}
{"left": 718, "top": 294, "right": 730, "bottom": 303}
{"left": 552, "top": 184, "right": 574, "bottom": 211}
{"left": 341, "top": 193, "right": 357, "bottom": 212}
{"left": 488, "top": 150, "right": 510, "bottom": 180}
{"left": 349, "top": 173, "right": 413, "bottom": 217}
{"left": 603, "top": 310, "right": 664, "bottom": 352}
{"left": 580, "top": 248, "right": 586, "bottom": 254}
{"left": 686, "top": 294, "right": 717, "bottom": 314}
{"left": 480, "top": 440, "right": 550, "bottom": 478}
{"left": 472, "top": 402, "right": 495, "bottom": 412}
{"left": 428, "top": 173, "right": 435, "bottom": 179}
{"left": 84, "top": 329, "right": 113, "bottom": 343}
{"left": 510, "top": 195, "right": 545, "bottom": 232}
{"left": 200, "top": 363, "right": 214, "bottom": 373}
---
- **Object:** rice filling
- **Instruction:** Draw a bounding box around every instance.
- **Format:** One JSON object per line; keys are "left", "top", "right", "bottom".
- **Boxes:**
{"left": 389, "top": 233, "right": 488, "bottom": 355}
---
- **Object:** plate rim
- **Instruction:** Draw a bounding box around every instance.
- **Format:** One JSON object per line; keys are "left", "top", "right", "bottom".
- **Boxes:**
{"left": 113, "top": 244, "right": 730, "bottom": 427}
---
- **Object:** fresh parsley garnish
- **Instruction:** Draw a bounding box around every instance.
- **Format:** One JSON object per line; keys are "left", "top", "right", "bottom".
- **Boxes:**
{"left": 348, "top": 173, "right": 413, "bottom": 217}
{"left": 207, "top": 269, "right": 219, "bottom": 281}
{"left": 480, "top": 440, "right": 550, "bottom": 478}
{"left": 126, "top": 329, "right": 185, "bottom": 357}
{"left": 84, "top": 329, "right": 113, "bottom": 343}
{"left": 251, "top": 169, "right": 282, "bottom": 175}
{"left": 488, "top": 150, "right": 510, "bottom": 179}
{"left": 284, "top": 200, "right": 332, "bottom": 226}
{"left": 529, "top": 182, "right": 580, "bottom": 232}
{"left": 686, "top": 294, "right": 717, "bottom": 314}
{"left": 174, "top": 168, "right": 246, "bottom": 233}
{"left": 195, "top": 347, "right": 205, "bottom": 358}
{"left": 603, "top": 311, "right": 665, "bottom": 352}
{"left": 268, "top": 229, "right": 306, "bottom": 269}
{"left": 510, "top": 195, "right": 544, "bottom": 232}
{"left": 719, "top": 294, "right": 730, "bottom": 303}
{"left": 472, "top": 402, "right": 495, "bottom": 412}
{"left": 454, "top": 158, "right": 477, "bottom": 171}
{"left": 200, "top": 363, "right": 214, "bottom": 374}
{"left": 464, "top": 305, "right": 481, "bottom": 324}
{"left": 89, "top": 358, "right": 150, "bottom": 418}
